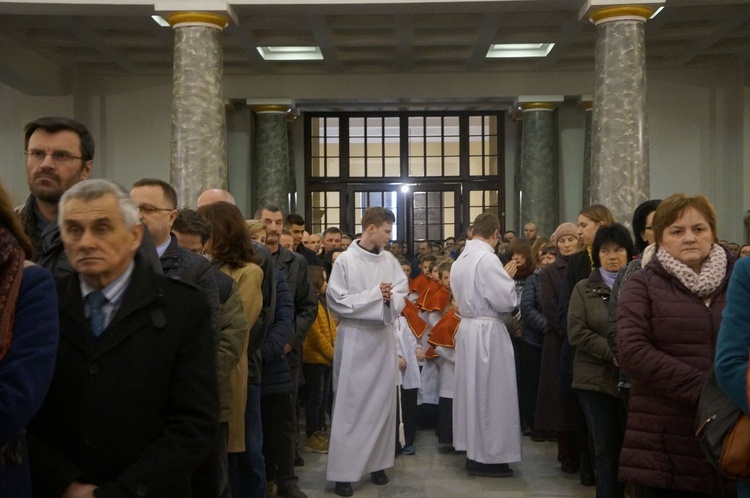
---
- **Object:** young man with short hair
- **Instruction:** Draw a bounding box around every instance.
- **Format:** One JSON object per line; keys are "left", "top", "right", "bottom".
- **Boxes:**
{"left": 325, "top": 207, "right": 408, "bottom": 497}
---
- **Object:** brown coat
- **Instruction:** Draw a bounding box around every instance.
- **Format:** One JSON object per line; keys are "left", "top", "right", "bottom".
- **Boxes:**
{"left": 617, "top": 254, "right": 734, "bottom": 496}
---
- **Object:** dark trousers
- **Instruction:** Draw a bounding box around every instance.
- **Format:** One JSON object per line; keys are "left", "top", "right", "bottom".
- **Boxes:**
{"left": 229, "top": 383, "right": 265, "bottom": 498}
{"left": 398, "top": 387, "right": 418, "bottom": 447}
{"left": 192, "top": 422, "right": 230, "bottom": 498}
{"left": 517, "top": 340, "right": 542, "bottom": 431}
{"left": 261, "top": 391, "right": 298, "bottom": 485}
{"left": 303, "top": 363, "right": 331, "bottom": 437}
{"left": 636, "top": 488, "right": 717, "bottom": 498}
{"left": 438, "top": 397, "right": 453, "bottom": 445}
{"left": 578, "top": 390, "right": 627, "bottom": 498}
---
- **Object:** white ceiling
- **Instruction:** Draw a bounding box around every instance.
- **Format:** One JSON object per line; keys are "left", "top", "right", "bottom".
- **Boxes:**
{"left": 0, "top": 0, "right": 748, "bottom": 96}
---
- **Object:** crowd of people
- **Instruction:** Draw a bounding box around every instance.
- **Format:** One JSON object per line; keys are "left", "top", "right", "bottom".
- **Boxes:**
{"left": 2, "top": 115, "right": 750, "bottom": 498}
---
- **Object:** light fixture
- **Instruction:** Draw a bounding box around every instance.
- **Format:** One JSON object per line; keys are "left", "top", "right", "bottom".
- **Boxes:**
{"left": 650, "top": 6, "right": 665, "bottom": 19}
{"left": 151, "top": 15, "right": 170, "bottom": 27}
{"left": 400, "top": 185, "right": 410, "bottom": 194}
{"left": 486, "top": 43, "right": 555, "bottom": 58}
{"left": 256, "top": 46, "right": 324, "bottom": 61}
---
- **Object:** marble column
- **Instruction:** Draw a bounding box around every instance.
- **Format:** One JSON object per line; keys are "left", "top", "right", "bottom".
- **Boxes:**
{"left": 519, "top": 101, "right": 560, "bottom": 238}
{"left": 511, "top": 111, "right": 523, "bottom": 233}
{"left": 580, "top": 98, "right": 594, "bottom": 207}
{"left": 587, "top": 5, "right": 655, "bottom": 226}
{"left": 253, "top": 105, "right": 291, "bottom": 213}
{"left": 167, "top": 12, "right": 228, "bottom": 208}
{"left": 287, "top": 112, "right": 299, "bottom": 213}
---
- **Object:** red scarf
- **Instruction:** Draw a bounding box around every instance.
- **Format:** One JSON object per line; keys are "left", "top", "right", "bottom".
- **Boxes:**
{"left": 0, "top": 227, "right": 24, "bottom": 362}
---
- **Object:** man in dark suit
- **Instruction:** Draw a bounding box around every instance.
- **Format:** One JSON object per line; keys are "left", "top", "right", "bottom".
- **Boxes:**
{"left": 28, "top": 179, "right": 218, "bottom": 498}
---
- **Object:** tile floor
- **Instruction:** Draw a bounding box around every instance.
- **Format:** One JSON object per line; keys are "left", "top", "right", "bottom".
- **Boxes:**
{"left": 293, "top": 429, "right": 596, "bottom": 498}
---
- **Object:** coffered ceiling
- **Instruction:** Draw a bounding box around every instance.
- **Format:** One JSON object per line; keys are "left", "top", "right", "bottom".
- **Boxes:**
{"left": 0, "top": 0, "right": 748, "bottom": 95}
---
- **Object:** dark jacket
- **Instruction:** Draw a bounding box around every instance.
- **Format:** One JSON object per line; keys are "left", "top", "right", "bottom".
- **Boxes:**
{"left": 538, "top": 255, "right": 568, "bottom": 339}
{"left": 295, "top": 242, "right": 320, "bottom": 267}
{"left": 28, "top": 256, "right": 219, "bottom": 498}
{"left": 520, "top": 270, "right": 546, "bottom": 349}
{"left": 617, "top": 251, "right": 734, "bottom": 495}
{"left": 160, "top": 234, "right": 221, "bottom": 348}
{"left": 1, "top": 265, "right": 59, "bottom": 498}
{"left": 19, "top": 195, "right": 162, "bottom": 279}
{"left": 260, "top": 268, "right": 295, "bottom": 396}
{"left": 272, "top": 247, "right": 317, "bottom": 364}
{"left": 248, "top": 242, "right": 276, "bottom": 385}
{"left": 567, "top": 268, "right": 618, "bottom": 397}
{"left": 562, "top": 249, "right": 593, "bottom": 318}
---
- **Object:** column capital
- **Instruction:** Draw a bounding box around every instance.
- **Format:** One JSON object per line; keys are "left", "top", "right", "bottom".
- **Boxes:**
{"left": 165, "top": 12, "right": 229, "bottom": 29}
{"left": 252, "top": 104, "right": 292, "bottom": 114}
{"left": 515, "top": 95, "right": 564, "bottom": 112}
{"left": 579, "top": 1, "right": 664, "bottom": 25}
{"left": 578, "top": 95, "right": 594, "bottom": 110}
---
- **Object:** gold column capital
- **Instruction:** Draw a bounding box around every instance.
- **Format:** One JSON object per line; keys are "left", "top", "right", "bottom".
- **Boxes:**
{"left": 589, "top": 6, "right": 654, "bottom": 25}
{"left": 166, "top": 12, "right": 229, "bottom": 29}
{"left": 579, "top": 100, "right": 593, "bottom": 111}
{"left": 520, "top": 102, "right": 558, "bottom": 112}
{"left": 252, "top": 104, "right": 291, "bottom": 114}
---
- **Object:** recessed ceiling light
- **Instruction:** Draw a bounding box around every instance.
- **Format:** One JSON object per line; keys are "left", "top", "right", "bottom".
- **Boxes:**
{"left": 486, "top": 43, "right": 555, "bottom": 58}
{"left": 151, "top": 15, "right": 170, "bottom": 27}
{"left": 257, "top": 46, "right": 324, "bottom": 61}
{"left": 650, "top": 6, "right": 665, "bottom": 19}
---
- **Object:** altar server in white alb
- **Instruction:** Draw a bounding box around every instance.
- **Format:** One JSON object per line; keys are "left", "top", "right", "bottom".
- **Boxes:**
{"left": 325, "top": 207, "right": 408, "bottom": 497}
{"left": 451, "top": 211, "right": 521, "bottom": 477}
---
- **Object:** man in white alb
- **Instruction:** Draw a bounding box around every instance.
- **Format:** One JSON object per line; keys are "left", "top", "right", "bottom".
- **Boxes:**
{"left": 325, "top": 207, "right": 408, "bottom": 497}
{"left": 451, "top": 211, "right": 521, "bottom": 477}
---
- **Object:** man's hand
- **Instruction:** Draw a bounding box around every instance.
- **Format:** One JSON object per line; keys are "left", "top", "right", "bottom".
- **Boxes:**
{"left": 415, "top": 347, "right": 425, "bottom": 361}
{"left": 283, "top": 343, "right": 293, "bottom": 354}
{"left": 398, "top": 356, "right": 407, "bottom": 372}
{"left": 380, "top": 282, "right": 392, "bottom": 303}
{"left": 63, "top": 482, "right": 97, "bottom": 498}
{"left": 504, "top": 260, "right": 518, "bottom": 278}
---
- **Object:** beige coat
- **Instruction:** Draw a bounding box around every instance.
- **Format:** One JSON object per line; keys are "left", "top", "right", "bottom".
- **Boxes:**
{"left": 221, "top": 263, "right": 263, "bottom": 453}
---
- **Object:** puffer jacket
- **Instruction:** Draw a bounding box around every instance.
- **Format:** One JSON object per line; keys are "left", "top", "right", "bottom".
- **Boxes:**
{"left": 567, "top": 268, "right": 618, "bottom": 397}
{"left": 617, "top": 250, "right": 735, "bottom": 496}
{"left": 303, "top": 298, "right": 337, "bottom": 366}
{"left": 520, "top": 270, "right": 546, "bottom": 348}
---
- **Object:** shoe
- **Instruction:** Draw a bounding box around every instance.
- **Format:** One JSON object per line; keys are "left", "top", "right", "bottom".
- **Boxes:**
{"left": 561, "top": 459, "right": 580, "bottom": 474}
{"left": 580, "top": 466, "right": 596, "bottom": 486}
{"left": 304, "top": 432, "right": 329, "bottom": 454}
{"left": 370, "top": 470, "right": 389, "bottom": 485}
{"left": 522, "top": 427, "right": 532, "bottom": 437}
{"left": 334, "top": 482, "right": 353, "bottom": 497}
{"left": 276, "top": 482, "right": 307, "bottom": 498}
{"left": 402, "top": 445, "right": 415, "bottom": 455}
{"left": 294, "top": 451, "right": 305, "bottom": 467}
{"left": 468, "top": 462, "right": 514, "bottom": 478}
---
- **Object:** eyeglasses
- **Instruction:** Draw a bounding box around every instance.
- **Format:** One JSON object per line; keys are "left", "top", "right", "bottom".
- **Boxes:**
{"left": 25, "top": 149, "right": 83, "bottom": 166}
{"left": 137, "top": 204, "right": 174, "bottom": 214}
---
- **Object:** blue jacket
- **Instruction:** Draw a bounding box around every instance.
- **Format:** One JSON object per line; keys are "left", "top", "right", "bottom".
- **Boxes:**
{"left": 260, "top": 268, "right": 295, "bottom": 396}
{"left": 0, "top": 264, "right": 59, "bottom": 498}
{"left": 520, "top": 270, "right": 546, "bottom": 349}
{"left": 715, "top": 256, "right": 750, "bottom": 415}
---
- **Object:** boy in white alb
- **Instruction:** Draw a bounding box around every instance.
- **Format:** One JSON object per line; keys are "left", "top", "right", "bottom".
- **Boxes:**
{"left": 451, "top": 211, "right": 521, "bottom": 477}
{"left": 325, "top": 207, "right": 408, "bottom": 497}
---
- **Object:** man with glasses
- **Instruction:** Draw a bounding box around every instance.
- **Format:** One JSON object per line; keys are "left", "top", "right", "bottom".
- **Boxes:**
{"left": 19, "top": 116, "right": 93, "bottom": 275}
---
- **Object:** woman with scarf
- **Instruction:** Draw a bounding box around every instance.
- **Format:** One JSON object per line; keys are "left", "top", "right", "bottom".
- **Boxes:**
{"left": 568, "top": 223, "right": 635, "bottom": 498}
{"left": 505, "top": 239, "right": 536, "bottom": 435}
{"left": 618, "top": 194, "right": 735, "bottom": 497}
{"left": 0, "top": 181, "right": 59, "bottom": 497}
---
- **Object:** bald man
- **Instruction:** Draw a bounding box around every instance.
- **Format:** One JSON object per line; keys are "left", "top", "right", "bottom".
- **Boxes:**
{"left": 197, "top": 188, "right": 235, "bottom": 207}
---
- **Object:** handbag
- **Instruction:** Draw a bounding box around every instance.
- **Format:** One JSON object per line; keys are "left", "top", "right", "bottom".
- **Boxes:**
{"left": 695, "top": 368, "right": 750, "bottom": 479}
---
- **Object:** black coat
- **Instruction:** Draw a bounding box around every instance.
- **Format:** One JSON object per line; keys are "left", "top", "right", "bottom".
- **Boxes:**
{"left": 28, "top": 256, "right": 219, "bottom": 498}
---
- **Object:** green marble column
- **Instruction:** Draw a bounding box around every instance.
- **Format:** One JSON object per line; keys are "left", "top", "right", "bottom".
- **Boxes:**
{"left": 519, "top": 102, "right": 560, "bottom": 238}
{"left": 511, "top": 111, "right": 523, "bottom": 233}
{"left": 167, "top": 12, "right": 228, "bottom": 208}
{"left": 253, "top": 105, "right": 291, "bottom": 213}
{"left": 581, "top": 99, "right": 593, "bottom": 208}
{"left": 588, "top": 5, "right": 654, "bottom": 225}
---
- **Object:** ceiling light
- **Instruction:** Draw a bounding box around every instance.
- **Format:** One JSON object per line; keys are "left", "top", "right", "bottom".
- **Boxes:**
{"left": 151, "top": 15, "right": 170, "bottom": 27}
{"left": 486, "top": 43, "right": 555, "bottom": 58}
{"left": 650, "top": 6, "right": 665, "bottom": 19}
{"left": 257, "top": 46, "right": 324, "bottom": 61}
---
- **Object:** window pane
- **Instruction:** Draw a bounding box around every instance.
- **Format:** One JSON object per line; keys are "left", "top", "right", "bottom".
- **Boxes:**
{"left": 469, "top": 156, "right": 483, "bottom": 176}
{"left": 469, "top": 190, "right": 482, "bottom": 206}
{"left": 409, "top": 157, "right": 425, "bottom": 177}
{"left": 328, "top": 117, "right": 339, "bottom": 137}
{"left": 384, "top": 138, "right": 400, "bottom": 157}
{"left": 367, "top": 158, "right": 384, "bottom": 177}
{"left": 311, "top": 117, "right": 322, "bottom": 138}
{"left": 349, "top": 141, "right": 365, "bottom": 157}
{"left": 311, "top": 138, "right": 321, "bottom": 157}
{"left": 350, "top": 157, "right": 365, "bottom": 177}
{"left": 444, "top": 156, "right": 460, "bottom": 176}
{"left": 311, "top": 157, "right": 322, "bottom": 177}
{"left": 426, "top": 117, "right": 442, "bottom": 136}
{"left": 443, "top": 224, "right": 455, "bottom": 238}
{"left": 425, "top": 138, "right": 442, "bottom": 157}
{"left": 428, "top": 224, "right": 441, "bottom": 241}
{"left": 327, "top": 157, "right": 340, "bottom": 177}
{"left": 367, "top": 117, "right": 382, "bottom": 137}
{"left": 366, "top": 138, "right": 382, "bottom": 157}
{"left": 326, "top": 136, "right": 340, "bottom": 156}
{"left": 384, "top": 157, "right": 400, "bottom": 177}
{"left": 443, "top": 191, "right": 455, "bottom": 208}
{"left": 469, "top": 115, "right": 483, "bottom": 135}
{"left": 486, "top": 156, "right": 498, "bottom": 176}
{"left": 350, "top": 117, "right": 365, "bottom": 137}
{"left": 384, "top": 117, "right": 400, "bottom": 136}
{"left": 326, "top": 191, "right": 340, "bottom": 206}
{"left": 409, "top": 140, "right": 424, "bottom": 157}
{"left": 444, "top": 116, "right": 459, "bottom": 136}
{"left": 444, "top": 139, "right": 460, "bottom": 156}
{"left": 425, "top": 156, "right": 442, "bottom": 176}
{"left": 469, "top": 138, "right": 483, "bottom": 156}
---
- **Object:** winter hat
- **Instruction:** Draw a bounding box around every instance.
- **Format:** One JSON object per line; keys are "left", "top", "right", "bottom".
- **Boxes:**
{"left": 551, "top": 222, "right": 578, "bottom": 243}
